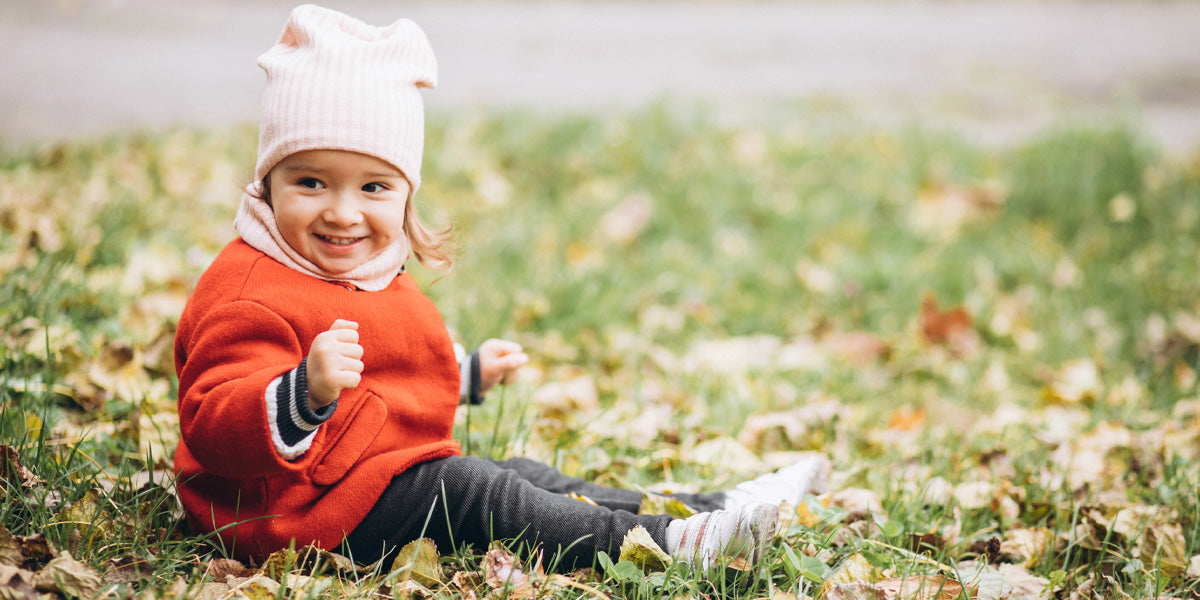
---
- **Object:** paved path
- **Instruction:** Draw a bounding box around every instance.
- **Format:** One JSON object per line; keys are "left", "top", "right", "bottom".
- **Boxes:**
{"left": 3, "top": 0, "right": 1199, "bottom": 153}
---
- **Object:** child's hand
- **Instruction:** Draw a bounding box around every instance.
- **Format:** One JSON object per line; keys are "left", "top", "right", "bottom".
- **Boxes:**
{"left": 478, "top": 339, "right": 528, "bottom": 394}
{"left": 307, "top": 319, "right": 364, "bottom": 410}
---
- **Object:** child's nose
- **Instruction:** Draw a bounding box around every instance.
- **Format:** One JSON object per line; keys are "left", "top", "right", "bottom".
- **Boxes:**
{"left": 323, "top": 194, "right": 363, "bottom": 226}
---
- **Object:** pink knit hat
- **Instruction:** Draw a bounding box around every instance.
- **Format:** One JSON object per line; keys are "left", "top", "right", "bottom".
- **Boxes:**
{"left": 253, "top": 3, "right": 437, "bottom": 191}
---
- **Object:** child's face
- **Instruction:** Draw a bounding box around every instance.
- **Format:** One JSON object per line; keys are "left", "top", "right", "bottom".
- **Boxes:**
{"left": 267, "top": 149, "right": 411, "bottom": 275}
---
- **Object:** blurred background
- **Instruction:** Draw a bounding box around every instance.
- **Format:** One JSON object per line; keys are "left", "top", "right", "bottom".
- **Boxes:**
{"left": 3, "top": 0, "right": 1200, "bottom": 154}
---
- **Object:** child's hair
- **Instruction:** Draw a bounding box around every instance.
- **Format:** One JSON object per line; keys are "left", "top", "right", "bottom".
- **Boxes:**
{"left": 403, "top": 198, "right": 456, "bottom": 271}
{"left": 255, "top": 175, "right": 456, "bottom": 271}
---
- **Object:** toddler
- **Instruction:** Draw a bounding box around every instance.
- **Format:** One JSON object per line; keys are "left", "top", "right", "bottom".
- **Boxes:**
{"left": 173, "top": 4, "right": 828, "bottom": 571}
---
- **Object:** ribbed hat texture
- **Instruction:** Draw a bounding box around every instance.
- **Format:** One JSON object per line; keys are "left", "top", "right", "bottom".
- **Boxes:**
{"left": 254, "top": 3, "right": 438, "bottom": 191}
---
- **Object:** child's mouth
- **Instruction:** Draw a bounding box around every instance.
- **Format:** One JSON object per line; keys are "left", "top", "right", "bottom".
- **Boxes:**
{"left": 316, "top": 234, "right": 364, "bottom": 246}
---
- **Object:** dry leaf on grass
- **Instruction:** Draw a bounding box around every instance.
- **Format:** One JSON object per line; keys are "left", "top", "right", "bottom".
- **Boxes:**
{"left": 483, "top": 547, "right": 544, "bottom": 598}
{"left": 957, "top": 560, "right": 1048, "bottom": 600}
{"left": 31, "top": 551, "right": 101, "bottom": 599}
{"left": 0, "top": 446, "right": 43, "bottom": 491}
{"left": 618, "top": 525, "right": 672, "bottom": 572}
{"left": 391, "top": 538, "right": 444, "bottom": 588}
{"left": 820, "top": 553, "right": 884, "bottom": 597}
{"left": 875, "top": 575, "right": 965, "bottom": 600}
{"left": 0, "top": 563, "right": 38, "bottom": 600}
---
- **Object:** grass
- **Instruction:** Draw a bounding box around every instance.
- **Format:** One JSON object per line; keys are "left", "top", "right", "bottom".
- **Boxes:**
{"left": 1, "top": 104, "right": 1199, "bottom": 598}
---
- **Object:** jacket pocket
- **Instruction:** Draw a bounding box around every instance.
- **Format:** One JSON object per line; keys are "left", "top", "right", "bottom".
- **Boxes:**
{"left": 309, "top": 388, "right": 386, "bottom": 486}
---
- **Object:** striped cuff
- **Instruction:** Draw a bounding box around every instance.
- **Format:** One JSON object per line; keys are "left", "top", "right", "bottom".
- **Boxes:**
{"left": 458, "top": 350, "right": 484, "bottom": 405}
{"left": 456, "top": 345, "right": 482, "bottom": 405}
{"left": 266, "top": 358, "right": 337, "bottom": 460}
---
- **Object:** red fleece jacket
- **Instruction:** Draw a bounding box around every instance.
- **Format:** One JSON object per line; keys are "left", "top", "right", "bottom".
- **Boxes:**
{"left": 174, "top": 239, "right": 461, "bottom": 561}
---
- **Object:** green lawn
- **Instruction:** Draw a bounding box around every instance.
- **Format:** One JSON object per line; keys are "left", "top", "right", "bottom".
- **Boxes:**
{"left": 1, "top": 106, "right": 1198, "bottom": 598}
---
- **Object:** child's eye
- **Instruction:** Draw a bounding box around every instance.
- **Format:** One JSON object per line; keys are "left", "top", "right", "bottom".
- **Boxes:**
{"left": 298, "top": 177, "right": 324, "bottom": 189}
{"left": 362, "top": 183, "right": 387, "bottom": 193}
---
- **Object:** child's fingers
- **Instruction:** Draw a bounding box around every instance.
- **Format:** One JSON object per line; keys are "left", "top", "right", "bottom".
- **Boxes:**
{"left": 484, "top": 338, "right": 524, "bottom": 357}
{"left": 503, "top": 352, "right": 529, "bottom": 370}
{"left": 330, "top": 319, "right": 358, "bottom": 331}
{"left": 333, "top": 369, "right": 362, "bottom": 390}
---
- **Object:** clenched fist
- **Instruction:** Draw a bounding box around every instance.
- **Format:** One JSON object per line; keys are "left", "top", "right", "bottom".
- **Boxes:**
{"left": 307, "top": 319, "right": 364, "bottom": 410}
{"left": 478, "top": 338, "right": 528, "bottom": 394}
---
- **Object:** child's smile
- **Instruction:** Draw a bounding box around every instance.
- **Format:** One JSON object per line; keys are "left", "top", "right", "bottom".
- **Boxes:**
{"left": 267, "top": 150, "right": 410, "bottom": 275}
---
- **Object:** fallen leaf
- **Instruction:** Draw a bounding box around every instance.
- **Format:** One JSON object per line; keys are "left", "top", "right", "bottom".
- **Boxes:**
{"left": 826, "top": 580, "right": 887, "bottom": 600}
{"left": 0, "top": 528, "right": 22, "bottom": 568}
{"left": 0, "top": 446, "right": 43, "bottom": 490}
{"left": 828, "top": 488, "right": 887, "bottom": 522}
{"left": 820, "top": 553, "right": 884, "bottom": 598}
{"left": 450, "top": 570, "right": 483, "bottom": 600}
{"left": 958, "top": 560, "right": 1048, "bottom": 600}
{"left": 0, "top": 563, "right": 38, "bottom": 600}
{"left": 919, "top": 294, "right": 980, "bottom": 358}
{"left": 225, "top": 574, "right": 281, "bottom": 600}
{"left": 389, "top": 578, "right": 435, "bottom": 599}
{"left": 1041, "top": 359, "right": 1102, "bottom": 405}
{"left": 56, "top": 488, "right": 111, "bottom": 550}
{"left": 909, "top": 179, "right": 1005, "bottom": 239}
{"left": 617, "top": 525, "right": 672, "bottom": 572}
{"left": 1111, "top": 505, "right": 1188, "bottom": 578}
{"left": 391, "top": 538, "right": 444, "bottom": 588}
{"left": 102, "top": 554, "right": 154, "bottom": 585}
{"left": 690, "top": 436, "right": 764, "bottom": 475}
{"left": 638, "top": 493, "right": 697, "bottom": 518}
{"left": 483, "top": 547, "right": 543, "bottom": 598}
{"left": 999, "top": 528, "right": 1055, "bottom": 569}
{"left": 875, "top": 575, "right": 965, "bottom": 599}
{"left": 31, "top": 551, "right": 101, "bottom": 599}
{"left": 204, "top": 557, "right": 255, "bottom": 581}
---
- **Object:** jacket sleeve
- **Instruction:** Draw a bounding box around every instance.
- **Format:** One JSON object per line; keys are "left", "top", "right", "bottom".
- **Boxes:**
{"left": 177, "top": 299, "right": 320, "bottom": 478}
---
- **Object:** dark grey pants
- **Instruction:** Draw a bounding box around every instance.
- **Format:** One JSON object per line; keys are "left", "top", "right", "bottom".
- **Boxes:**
{"left": 341, "top": 456, "right": 725, "bottom": 569}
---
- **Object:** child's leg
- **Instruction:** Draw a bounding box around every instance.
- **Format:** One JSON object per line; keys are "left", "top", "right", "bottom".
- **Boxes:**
{"left": 491, "top": 457, "right": 726, "bottom": 513}
{"left": 342, "top": 455, "right": 675, "bottom": 569}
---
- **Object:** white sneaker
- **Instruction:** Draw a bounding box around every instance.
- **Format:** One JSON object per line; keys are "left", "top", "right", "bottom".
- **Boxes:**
{"left": 723, "top": 454, "right": 831, "bottom": 511}
{"left": 664, "top": 502, "right": 779, "bottom": 570}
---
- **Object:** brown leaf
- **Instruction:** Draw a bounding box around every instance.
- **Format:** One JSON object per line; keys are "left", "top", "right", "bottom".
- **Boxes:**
{"left": 920, "top": 294, "right": 980, "bottom": 358}
{"left": 0, "top": 446, "right": 43, "bottom": 490}
{"left": 204, "top": 557, "right": 256, "bottom": 581}
{"left": 876, "top": 575, "right": 965, "bottom": 600}
{"left": 103, "top": 554, "right": 154, "bottom": 585}
{"left": 0, "top": 563, "right": 38, "bottom": 600}
{"left": 483, "top": 547, "right": 543, "bottom": 598}
{"left": 450, "top": 571, "right": 483, "bottom": 600}
{"left": 826, "top": 581, "right": 887, "bottom": 600}
{"left": 14, "top": 534, "right": 53, "bottom": 570}
{"left": 31, "top": 551, "right": 101, "bottom": 599}
{"left": 0, "top": 528, "right": 23, "bottom": 568}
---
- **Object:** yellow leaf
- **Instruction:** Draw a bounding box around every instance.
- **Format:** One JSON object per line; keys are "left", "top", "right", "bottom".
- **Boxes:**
{"left": 794, "top": 499, "right": 821, "bottom": 528}
{"left": 618, "top": 525, "right": 673, "bottom": 572}
{"left": 820, "top": 553, "right": 883, "bottom": 598}
{"left": 638, "top": 492, "right": 696, "bottom": 518}
{"left": 391, "top": 538, "right": 444, "bottom": 588}
{"left": 56, "top": 488, "right": 111, "bottom": 550}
